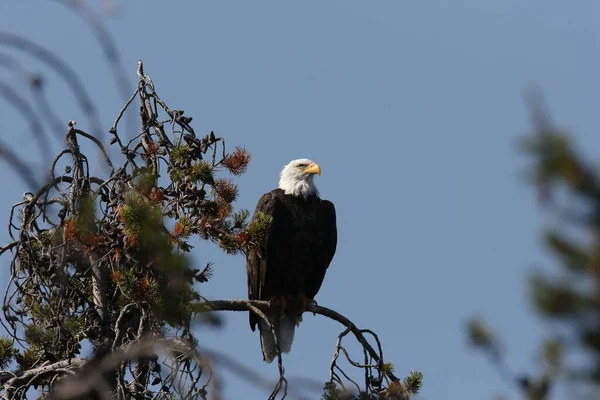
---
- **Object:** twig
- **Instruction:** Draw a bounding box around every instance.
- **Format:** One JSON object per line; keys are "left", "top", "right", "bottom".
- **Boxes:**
{"left": 0, "top": 139, "right": 40, "bottom": 189}
{"left": 1, "top": 358, "right": 86, "bottom": 400}
{"left": 0, "top": 52, "right": 64, "bottom": 139}
{"left": 0, "top": 240, "right": 19, "bottom": 257}
{"left": 71, "top": 128, "right": 115, "bottom": 174}
{"left": 198, "top": 347, "right": 319, "bottom": 400}
{"left": 52, "top": 0, "right": 132, "bottom": 103}
{"left": 0, "top": 30, "right": 103, "bottom": 138}
{"left": 0, "top": 79, "right": 51, "bottom": 168}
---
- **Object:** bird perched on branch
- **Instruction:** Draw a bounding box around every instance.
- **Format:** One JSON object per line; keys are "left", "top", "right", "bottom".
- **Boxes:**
{"left": 246, "top": 158, "right": 337, "bottom": 363}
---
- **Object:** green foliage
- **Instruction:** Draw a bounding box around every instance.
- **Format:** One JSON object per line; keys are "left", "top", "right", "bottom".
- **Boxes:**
{"left": 14, "top": 347, "right": 43, "bottom": 372}
{"left": 467, "top": 97, "right": 600, "bottom": 398}
{"left": 320, "top": 382, "right": 361, "bottom": 400}
{"left": 169, "top": 158, "right": 214, "bottom": 186}
{"left": 119, "top": 190, "right": 164, "bottom": 242}
{"left": 402, "top": 370, "right": 423, "bottom": 395}
{"left": 232, "top": 209, "right": 250, "bottom": 229}
{"left": 216, "top": 232, "right": 244, "bottom": 255}
{"left": 189, "top": 161, "right": 214, "bottom": 184}
{"left": 0, "top": 337, "right": 14, "bottom": 369}
{"left": 381, "top": 362, "right": 395, "bottom": 375}
{"left": 76, "top": 193, "right": 98, "bottom": 230}
{"left": 466, "top": 317, "right": 498, "bottom": 353}
{"left": 319, "top": 371, "right": 423, "bottom": 400}
{"left": 529, "top": 274, "right": 587, "bottom": 317}
{"left": 544, "top": 230, "right": 590, "bottom": 273}
{"left": 30, "top": 303, "right": 53, "bottom": 321}
{"left": 169, "top": 142, "right": 191, "bottom": 163}
{"left": 199, "top": 200, "right": 219, "bottom": 218}
{"left": 64, "top": 316, "right": 84, "bottom": 337}
{"left": 114, "top": 269, "right": 161, "bottom": 306}
{"left": 246, "top": 212, "right": 272, "bottom": 243}
{"left": 135, "top": 167, "right": 159, "bottom": 194}
{"left": 321, "top": 382, "right": 342, "bottom": 400}
{"left": 24, "top": 324, "right": 51, "bottom": 347}
{"left": 540, "top": 337, "right": 563, "bottom": 375}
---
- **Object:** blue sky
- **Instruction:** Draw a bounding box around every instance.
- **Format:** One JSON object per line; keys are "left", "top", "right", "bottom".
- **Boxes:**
{"left": 1, "top": 1, "right": 600, "bottom": 399}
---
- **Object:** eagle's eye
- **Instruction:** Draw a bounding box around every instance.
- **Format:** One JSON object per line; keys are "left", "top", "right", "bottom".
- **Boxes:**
{"left": 296, "top": 164, "right": 307, "bottom": 169}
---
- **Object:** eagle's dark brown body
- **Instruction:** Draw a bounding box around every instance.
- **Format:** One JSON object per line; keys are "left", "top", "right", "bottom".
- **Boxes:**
{"left": 246, "top": 188, "right": 337, "bottom": 333}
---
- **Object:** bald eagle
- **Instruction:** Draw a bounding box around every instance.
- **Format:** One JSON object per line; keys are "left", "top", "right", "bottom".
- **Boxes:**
{"left": 246, "top": 159, "right": 337, "bottom": 363}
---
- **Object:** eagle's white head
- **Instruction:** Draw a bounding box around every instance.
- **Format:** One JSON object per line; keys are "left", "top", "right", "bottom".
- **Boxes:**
{"left": 278, "top": 158, "right": 321, "bottom": 198}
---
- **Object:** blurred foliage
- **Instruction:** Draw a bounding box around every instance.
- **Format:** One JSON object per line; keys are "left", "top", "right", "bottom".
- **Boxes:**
{"left": 0, "top": 337, "right": 14, "bottom": 369}
{"left": 467, "top": 91, "right": 600, "bottom": 399}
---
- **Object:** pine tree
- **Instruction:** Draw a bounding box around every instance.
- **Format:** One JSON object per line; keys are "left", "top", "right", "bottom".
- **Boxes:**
{"left": 0, "top": 60, "right": 262, "bottom": 399}
{"left": 0, "top": 6, "right": 421, "bottom": 399}
{"left": 467, "top": 88, "right": 600, "bottom": 400}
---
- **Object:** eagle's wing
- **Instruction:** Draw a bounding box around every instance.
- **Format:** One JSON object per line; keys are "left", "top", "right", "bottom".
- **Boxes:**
{"left": 246, "top": 190, "right": 282, "bottom": 331}
{"left": 320, "top": 199, "right": 337, "bottom": 268}
{"left": 306, "top": 199, "right": 337, "bottom": 299}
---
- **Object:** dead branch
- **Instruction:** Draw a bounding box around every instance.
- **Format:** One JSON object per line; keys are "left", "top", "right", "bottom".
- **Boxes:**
{"left": 0, "top": 139, "right": 40, "bottom": 189}
{"left": 52, "top": 0, "right": 132, "bottom": 103}
{"left": 1, "top": 358, "right": 86, "bottom": 400}
{"left": 0, "top": 30, "right": 103, "bottom": 138}
{"left": 0, "top": 79, "right": 51, "bottom": 168}
{"left": 0, "top": 51, "right": 65, "bottom": 139}
{"left": 195, "top": 299, "right": 400, "bottom": 398}
{"left": 196, "top": 300, "right": 398, "bottom": 380}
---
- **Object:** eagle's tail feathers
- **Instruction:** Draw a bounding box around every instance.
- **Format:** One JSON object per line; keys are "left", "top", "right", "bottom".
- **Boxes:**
{"left": 259, "top": 315, "right": 302, "bottom": 364}
{"left": 279, "top": 315, "right": 301, "bottom": 353}
{"left": 259, "top": 325, "right": 277, "bottom": 364}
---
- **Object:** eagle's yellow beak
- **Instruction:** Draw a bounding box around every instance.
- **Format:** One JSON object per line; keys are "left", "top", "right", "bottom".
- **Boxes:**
{"left": 304, "top": 162, "right": 321, "bottom": 176}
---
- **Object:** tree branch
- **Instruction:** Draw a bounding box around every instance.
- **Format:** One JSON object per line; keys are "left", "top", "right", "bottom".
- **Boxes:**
{"left": 0, "top": 30, "right": 104, "bottom": 138}
{"left": 193, "top": 299, "right": 400, "bottom": 383}
{"left": 1, "top": 358, "right": 86, "bottom": 400}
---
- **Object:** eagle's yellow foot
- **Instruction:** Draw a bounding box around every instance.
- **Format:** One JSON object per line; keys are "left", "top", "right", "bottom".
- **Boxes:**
{"left": 311, "top": 299, "right": 318, "bottom": 315}
{"left": 276, "top": 295, "right": 301, "bottom": 316}
{"left": 289, "top": 295, "right": 315, "bottom": 315}
{"left": 300, "top": 296, "right": 317, "bottom": 315}
{"left": 304, "top": 297, "right": 318, "bottom": 315}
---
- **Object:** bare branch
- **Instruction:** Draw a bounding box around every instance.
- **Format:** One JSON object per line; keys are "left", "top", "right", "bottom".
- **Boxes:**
{"left": 0, "top": 30, "right": 103, "bottom": 138}
{"left": 0, "top": 79, "right": 52, "bottom": 168}
{"left": 52, "top": 0, "right": 132, "bottom": 102}
{"left": 0, "top": 51, "right": 65, "bottom": 139}
{"left": 195, "top": 300, "right": 400, "bottom": 383}
{"left": 1, "top": 358, "right": 86, "bottom": 400}
{"left": 0, "top": 139, "right": 40, "bottom": 189}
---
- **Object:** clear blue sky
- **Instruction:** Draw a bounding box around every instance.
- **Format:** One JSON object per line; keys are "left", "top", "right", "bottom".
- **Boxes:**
{"left": 1, "top": 1, "right": 599, "bottom": 399}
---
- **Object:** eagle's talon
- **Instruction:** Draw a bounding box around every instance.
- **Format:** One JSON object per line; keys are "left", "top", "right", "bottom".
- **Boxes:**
{"left": 309, "top": 299, "right": 318, "bottom": 315}
{"left": 297, "top": 295, "right": 318, "bottom": 314}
